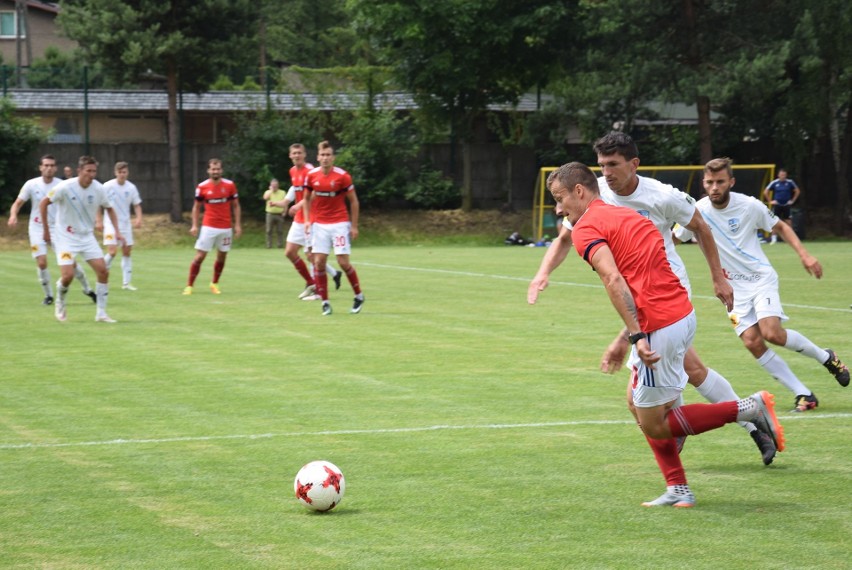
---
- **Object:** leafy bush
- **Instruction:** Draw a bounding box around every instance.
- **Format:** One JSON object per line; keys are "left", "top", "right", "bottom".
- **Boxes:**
{"left": 0, "top": 99, "right": 47, "bottom": 211}
{"left": 405, "top": 165, "right": 459, "bottom": 209}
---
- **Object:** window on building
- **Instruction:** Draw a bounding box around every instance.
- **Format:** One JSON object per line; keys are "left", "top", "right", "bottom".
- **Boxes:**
{"left": 0, "top": 11, "right": 26, "bottom": 39}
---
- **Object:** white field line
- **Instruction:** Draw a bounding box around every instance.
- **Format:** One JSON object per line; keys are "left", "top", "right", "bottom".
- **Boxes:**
{"left": 2, "top": 414, "right": 849, "bottom": 451}
{"left": 358, "top": 261, "right": 852, "bottom": 313}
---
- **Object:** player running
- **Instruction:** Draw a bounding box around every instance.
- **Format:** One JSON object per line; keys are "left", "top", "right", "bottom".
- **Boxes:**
{"left": 99, "top": 161, "right": 143, "bottom": 290}
{"left": 693, "top": 158, "right": 849, "bottom": 411}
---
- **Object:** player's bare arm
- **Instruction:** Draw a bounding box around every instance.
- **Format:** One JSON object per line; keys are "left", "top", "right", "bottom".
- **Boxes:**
{"left": 134, "top": 204, "right": 143, "bottom": 228}
{"left": 7, "top": 198, "right": 24, "bottom": 226}
{"left": 774, "top": 221, "right": 822, "bottom": 278}
{"left": 590, "top": 245, "right": 660, "bottom": 369}
{"left": 347, "top": 189, "right": 360, "bottom": 240}
{"left": 38, "top": 196, "right": 52, "bottom": 243}
{"left": 303, "top": 192, "right": 312, "bottom": 235}
{"left": 527, "top": 224, "right": 573, "bottom": 304}
{"left": 684, "top": 210, "right": 734, "bottom": 311}
{"left": 105, "top": 207, "right": 124, "bottom": 244}
{"left": 232, "top": 199, "right": 242, "bottom": 238}
{"left": 189, "top": 200, "right": 201, "bottom": 236}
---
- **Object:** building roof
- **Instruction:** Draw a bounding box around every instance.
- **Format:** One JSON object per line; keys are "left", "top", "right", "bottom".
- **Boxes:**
{"left": 5, "top": 89, "right": 549, "bottom": 113}
{"left": 0, "top": 1, "right": 60, "bottom": 14}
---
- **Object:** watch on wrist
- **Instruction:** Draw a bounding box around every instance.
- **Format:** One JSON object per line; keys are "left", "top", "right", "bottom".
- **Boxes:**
{"left": 628, "top": 332, "right": 647, "bottom": 345}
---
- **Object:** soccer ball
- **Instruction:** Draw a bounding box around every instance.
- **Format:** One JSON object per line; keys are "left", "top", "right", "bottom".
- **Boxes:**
{"left": 294, "top": 460, "right": 345, "bottom": 512}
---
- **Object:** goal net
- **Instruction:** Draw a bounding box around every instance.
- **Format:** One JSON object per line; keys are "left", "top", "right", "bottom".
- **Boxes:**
{"left": 532, "top": 164, "right": 777, "bottom": 241}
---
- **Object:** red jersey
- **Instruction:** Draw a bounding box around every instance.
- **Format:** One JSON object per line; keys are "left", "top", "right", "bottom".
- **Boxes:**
{"left": 571, "top": 200, "right": 692, "bottom": 332}
{"left": 304, "top": 166, "right": 354, "bottom": 224}
{"left": 289, "top": 162, "right": 314, "bottom": 223}
{"left": 195, "top": 178, "right": 238, "bottom": 229}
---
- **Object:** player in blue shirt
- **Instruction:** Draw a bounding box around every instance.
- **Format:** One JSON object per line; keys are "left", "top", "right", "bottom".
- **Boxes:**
{"left": 762, "top": 169, "right": 801, "bottom": 244}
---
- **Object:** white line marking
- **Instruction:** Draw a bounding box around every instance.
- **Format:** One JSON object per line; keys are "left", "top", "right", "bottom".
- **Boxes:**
{"left": 359, "top": 261, "right": 851, "bottom": 312}
{"left": 2, "top": 414, "right": 848, "bottom": 450}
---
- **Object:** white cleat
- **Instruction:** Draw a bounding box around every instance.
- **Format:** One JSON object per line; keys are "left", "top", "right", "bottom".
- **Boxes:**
{"left": 301, "top": 293, "right": 322, "bottom": 301}
{"left": 298, "top": 285, "right": 316, "bottom": 299}
{"left": 122, "top": 283, "right": 138, "bottom": 291}
{"left": 95, "top": 313, "right": 117, "bottom": 323}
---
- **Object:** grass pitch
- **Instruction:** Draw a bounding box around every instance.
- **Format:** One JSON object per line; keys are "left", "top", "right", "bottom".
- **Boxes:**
{"left": 1, "top": 241, "right": 850, "bottom": 569}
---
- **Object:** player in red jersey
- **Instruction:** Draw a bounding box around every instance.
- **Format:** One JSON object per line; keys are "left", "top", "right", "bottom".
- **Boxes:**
{"left": 270, "top": 143, "right": 342, "bottom": 300}
{"left": 547, "top": 162, "right": 785, "bottom": 508}
{"left": 303, "top": 141, "right": 364, "bottom": 315}
{"left": 183, "top": 158, "right": 242, "bottom": 295}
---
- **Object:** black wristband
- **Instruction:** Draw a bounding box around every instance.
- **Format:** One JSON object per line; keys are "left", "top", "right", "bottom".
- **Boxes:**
{"left": 628, "top": 332, "right": 647, "bottom": 345}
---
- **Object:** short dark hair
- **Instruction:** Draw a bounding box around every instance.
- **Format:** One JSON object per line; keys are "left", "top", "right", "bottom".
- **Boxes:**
{"left": 40, "top": 154, "right": 56, "bottom": 164}
{"left": 318, "top": 140, "right": 334, "bottom": 153}
{"left": 78, "top": 155, "right": 98, "bottom": 168}
{"left": 546, "top": 162, "right": 600, "bottom": 194}
{"left": 593, "top": 131, "right": 638, "bottom": 161}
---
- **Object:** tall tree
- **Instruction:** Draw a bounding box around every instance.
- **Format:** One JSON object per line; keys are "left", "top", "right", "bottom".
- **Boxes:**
{"left": 58, "top": 0, "right": 257, "bottom": 222}
{"left": 349, "top": 0, "right": 571, "bottom": 210}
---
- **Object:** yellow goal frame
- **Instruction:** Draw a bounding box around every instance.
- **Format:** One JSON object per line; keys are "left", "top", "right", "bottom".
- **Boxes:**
{"left": 532, "top": 164, "right": 777, "bottom": 242}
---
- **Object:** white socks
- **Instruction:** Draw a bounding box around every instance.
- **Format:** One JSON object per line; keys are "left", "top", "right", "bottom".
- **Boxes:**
{"left": 784, "top": 330, "right": 829, "bottom": 365}
{"left": 757, "top": 349, "right": 811, "bottom": 396}
{"left": 96, "top": 282, "right": 109, "bottom": 313}
{"left": 121, "top": 256, "right": 133, "bottom": 285}
{"left": 695, "top": 369, "right": 756, "bottom": 432}
{"left": 74, "top": 264, "right": 92, "bottom": 292}
{"left": 38, "top": 267, "right": 53, "bottom": 296}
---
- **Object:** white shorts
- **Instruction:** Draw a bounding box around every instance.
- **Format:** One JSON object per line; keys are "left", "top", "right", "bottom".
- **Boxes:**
{"left": 310, "top": 222, "right": 351, "bottom": 256}
{"left": 286, "top": 221, "right": 309, "bottom": 248}
{"left": 29, "top": 227, "right": 50, "bottom": 258}
{"left": 194, "top": 226, "right": 233, "bottom": 253}
{"left": 727, "top": 278, "right": 788, "bottom": 336}
{"left": 630, "top": 311, "right": 696, "bottom": 408}
{"left": 54, "top": 231, "right": 103, "bottom": 265}
{"left": 104, "top": 224, "right": 134, "bottom": 246}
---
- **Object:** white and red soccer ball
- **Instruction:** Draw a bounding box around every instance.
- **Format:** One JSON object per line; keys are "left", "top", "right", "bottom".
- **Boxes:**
{"left": 294, "top": 460, "right": 345, "bottom": 512}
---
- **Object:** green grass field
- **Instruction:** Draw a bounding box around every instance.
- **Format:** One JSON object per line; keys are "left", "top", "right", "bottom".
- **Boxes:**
{"left": 1, "top": 241, "right": 850, "bottom": 569}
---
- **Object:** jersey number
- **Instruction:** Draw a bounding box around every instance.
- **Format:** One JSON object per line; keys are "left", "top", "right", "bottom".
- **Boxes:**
{"left": 334, "top": 235, "right": 346, "bottom": 247}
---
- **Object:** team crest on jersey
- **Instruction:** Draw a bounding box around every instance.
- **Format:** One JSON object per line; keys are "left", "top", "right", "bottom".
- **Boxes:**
{"left": 88, "top": 195, "right": 94, "bottom": 204}
{"left": 727, "top": 218, "right": 740, "bottom": 233}
{"left": 637, "top": 209, "right": 650, "bottom": 219}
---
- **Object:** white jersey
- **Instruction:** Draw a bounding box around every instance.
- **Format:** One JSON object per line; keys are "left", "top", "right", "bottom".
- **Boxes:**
{"left": 103, "top": 178, "right": 142, "bottom": 232}
{"left": 48, "top": 177, "right": 113, "bottom": 237}
{"left": 16, "top": 176, "right": 61, "bottom": 230}
{"left": 598, "top": 175, "right": 697, "bottom": 290}
{"left": 695, "top": 192, "right": 780, "bottom": 295}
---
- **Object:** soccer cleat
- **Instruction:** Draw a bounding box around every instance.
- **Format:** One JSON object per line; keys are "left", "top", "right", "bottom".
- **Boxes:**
{"left": 122, "top": 283, "right": 138, "bottom": 291}
{"left": 792, "top": 393, "right": 818, "bottom": 413}
{"left": 95, "top": 313, "right": 117, "bottom": 323}
{"left": 750, "top": 429, "right": 777, "bottom": 466}
{"left": 641, "top": 491, "right": 696, "bottom": 508}
{"left": 822, "top": 349, "right": 849, "bottom": 387}
{"left": 301, "top": 294, "right": 322, "bottom": 301}
{"left": 43, "top": 296, "right": 54, "bottom": 306}
{"left": 84, "top": 290, "right": 97, "bottom": 303}
{"left": 54, "top": 297, "right": 67, "bottom": 322}
{"left": 350, "top": 296, "right": 365, "bottom": 314}
{"left": 333, "top": 271, "right": 343, "bottom": 290}
{"left": 322, "top": 301, "right": 333, "bottom": 316}
{"left": 750, "top": 391, "right": 785, "bottom": 452}
{"left": 182, "top": 286, "right": 193, "bottom": 295}
{"left": 298, "top": 284, "right": 316, "bottom": 299}
{"left": 209, "top": 283, "right": 221, "bottom": 295}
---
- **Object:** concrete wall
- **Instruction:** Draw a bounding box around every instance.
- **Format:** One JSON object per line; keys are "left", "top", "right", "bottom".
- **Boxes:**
{"left": 38, "top": 141, "right": 541, "bottom": 215}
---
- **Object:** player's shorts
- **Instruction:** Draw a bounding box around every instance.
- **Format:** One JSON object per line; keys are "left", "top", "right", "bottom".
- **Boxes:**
{"left": 103, "top": 223, "right": 134, "bottom": 246}
{"left": 53, "top": 231, "right": 103, "bottom": 265}
{"left": 630, "top": 310, "right": 696, "bottom": 408}
{"left": 28, "top": 226, "right": 50, "bottom": 258}
{"left": 772, "top": 204, "right": 791, "bottom": 220}
{"left": 727, "top": 278, "right": 788, "bottom": 336}
{"left": 310, "top": 222, "right": 351, "bottom": 256}
{"left": 194, "top": 226, "right": 233, "bottom": 253}
{"left": 286, "top": 221, "right": 309, "bottom": 248}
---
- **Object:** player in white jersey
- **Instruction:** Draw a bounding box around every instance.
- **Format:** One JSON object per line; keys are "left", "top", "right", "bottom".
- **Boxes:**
{"left": 7, "top": 154, "right": 96, "bottom": 305}
{"left": 39, "top": 155, "right": 124, "bottom": 323}
{"left": 695, "top": 158, "right": 849, "bottom": 412}
{"left": 98, "top": 162, "right": 143, "bottom": 290}
{"left": 529, "top": 132, "right": 778, "bottom": 467}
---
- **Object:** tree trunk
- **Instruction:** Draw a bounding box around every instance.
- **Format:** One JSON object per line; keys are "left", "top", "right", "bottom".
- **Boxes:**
{"left": 696, "top": 94, "right": 712, "bottom": 164}
{"left": 167, "top": 66, "right": 182, "bottom": 223}
{"left": 832, "top": 78, "right": 852, "bottom": 234}
{"left": 462, "top": 141, "right": 473, "bottom": 211}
